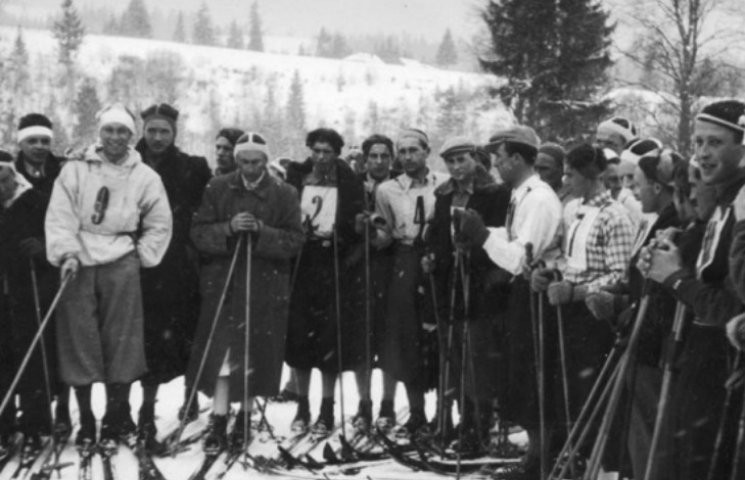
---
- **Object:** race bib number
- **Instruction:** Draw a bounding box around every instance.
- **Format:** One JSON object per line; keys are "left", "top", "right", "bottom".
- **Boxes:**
{"left": 301, "top": 186, "right": 338, "bottom": 238}
{"left": 565, "top": 205, "right": 601, "bottom": 273}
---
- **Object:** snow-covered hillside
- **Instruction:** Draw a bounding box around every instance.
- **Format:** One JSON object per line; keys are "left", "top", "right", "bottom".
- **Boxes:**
{"left": 0, "top": 27, "right": 510, "bottom": 163}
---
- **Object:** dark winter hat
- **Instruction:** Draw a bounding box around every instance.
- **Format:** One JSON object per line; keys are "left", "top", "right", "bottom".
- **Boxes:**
{"left": 140, "top": 103, "right": 179, "bottom": 131}
{"left": 485, "top": 125, "right": 540, "bottom": 152}
{"left": 306, "top": 128, "right": 345, "bottom": 155}
{"left": 697, "top": 100, "right": 745, "bottom": 144}
{"left": 597, "top": 117, "right": 638, "bottom": 145}
{"left": 566, "top": 144, "right": 607, "bottom": 180}
{"left": 538, "top": 142, "right": 566, "bottom": 167}
{"left": 638, "top": 148, "right": 682, "bottom": 188}
{"left": 620, "top": 138, "right": 662, "bottom": 165}
{"left": 216, "top": 127, "right": 246, "bottom": 147}
{"left": 18, "top": 113, "right": 53, "bottom": 143}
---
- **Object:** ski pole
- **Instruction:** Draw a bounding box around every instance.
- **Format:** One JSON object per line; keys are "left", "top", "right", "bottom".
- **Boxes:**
{"left": 441, "top": 249, "right": 460, "bottom": 445}
{"left": 166, "top": 235, "right": 244, "bottom": 454}
{"left": 242, "top": 233, "right": 252, "bottom": 462}
{"left": 332, "top": 228, "right": 347, "bottom": 440}
{"left": 0, "top": 271, "right": 71, "bottom": 420}
{"left": 707, "top": 351, "right": 743, "bottom": 480}
{"left": 537, "top": 290, "right": 547, "bottom": 480}
{"left": 555, "top": 302, "right": 575, "bottom": 478}
{"left": 643, "top": 301, "right": 686, "bottom": 480}
{"left": 29, "top": 259, "right": 56, "bottom": 441}
{"left": 548, "top": 340, "right": 622, "bottom": 479}
{"left": 364, "top": 214, "right": 373, "bottom": 408}
{"left": 583, "top": 291, "right": 650, "bottom": 480}
{"left": 730, "top": 375, "right": 745, "bottom": 480}
{"left": 524, "top": 243, "right": 545, "bottom": 479}
{"left": 455, "top": 249, "right": 469, "bottom": 480}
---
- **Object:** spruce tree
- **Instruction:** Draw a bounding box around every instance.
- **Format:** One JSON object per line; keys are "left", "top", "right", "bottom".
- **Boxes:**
{"left": 173, "top": 12, "right": 187, "bottom": 42}
{"left": 316, "top": 28, "right": 333, "bottom": 57}
{"left": 227, "top": 20, "right": 243, "bottom": 49}
{"left": 73, "top": 77, "right": 102, "bottom": 145}
{"left": 248, "top": 1, "right": 264, "bottom": 52}
{"left": 119, "top": 0, "right": 152, "bottom": 38}
{"left": 10, "top": 27, "right": 30, "bottom": 95}
{"left": 480, "top": 0, "right": 613, "bottom": 138}
{"left": 193, "top": 2, "right": 216, "bottom": 46}
{"left": 330, "top": 34, "right": 350, "bottom": 58}
{"left": 53, "top": 0, "right": 85, "bottom": 67}
{"left": 435, "top": 29, "right": 458, "bottom": 66}
{"left": 286, "top": 70, "right": 305, "bottom": 131}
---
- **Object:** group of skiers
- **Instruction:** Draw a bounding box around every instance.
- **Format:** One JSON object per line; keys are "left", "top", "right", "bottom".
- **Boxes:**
{"left": 0, "top": 97, "right": 744, "bottom": 480}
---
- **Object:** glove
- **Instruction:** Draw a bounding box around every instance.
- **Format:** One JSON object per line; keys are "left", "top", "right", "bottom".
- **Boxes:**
{"left": 19, "top": 238, "right": 45, "bottom": 259}
{"left": 547, "top": 280, "right": 574, "bottom": 306}
{"left": 60, "top": 256, "right": 80, "bottom": 280}
{"left": 421, "top": 253, "right": 435, "bottom": 274}
{"left": 354, "top": 212, "right": 368, "bottom": 235}
{"left": 585, "top": 290, "right": 618, "bottom": 322}
{"left": 726, "top": 312, "right": 745, "bottom": 350}
{"left": 454, "top": 209, "right": 489, "bottom": 247}
{"left": 531, "top": 267, "right": 555, "bottom": 292}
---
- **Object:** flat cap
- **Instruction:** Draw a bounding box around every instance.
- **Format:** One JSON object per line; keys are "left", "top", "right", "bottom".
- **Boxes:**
{"left": 485, "top": 125, "right": 540, "bottom": 152}
{"left": 439, "top": 136, "right": 476, "bottom": 158}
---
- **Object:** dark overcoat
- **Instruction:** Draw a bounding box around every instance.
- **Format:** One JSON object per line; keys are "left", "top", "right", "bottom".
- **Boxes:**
{"left": 187, "top": 170, "right": 304, "bottom": 400}
{"left": 284, "top": 158, "right": 366, "bottom": 373}
{"left": 136, "top": 140, "right": 212, "bottom": 384}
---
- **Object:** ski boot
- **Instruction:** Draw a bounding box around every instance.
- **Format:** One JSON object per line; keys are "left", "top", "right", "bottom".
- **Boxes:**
{"left": 352, "top": 399, "right": 372, "bottom": 433}
{"left": 229, "top": 410, "right": 252, "bottom": 451}
{"left": 138, "top": 405, "right": 166, "bottom": 455}
{"left": 75, "top": 410, "right": 96, "bottom": 448}
{"left": 290, "top": 397, "right": 310, "bottom": 434}
{"left": 310, "top": 398, "right": 334, "bottom": 438}
{"left": 202, "top": 414, "right": 228, "bottom": 454}
{"left": 395, "top": 408, "right": 427, "bottom": 440}
{"left": 375, "top": 399, "right": 396, "bottom": 433}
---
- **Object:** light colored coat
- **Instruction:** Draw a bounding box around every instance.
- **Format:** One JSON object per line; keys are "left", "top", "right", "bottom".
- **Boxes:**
{"left": 45, "top": 145, "right": 172, "bottom": 267}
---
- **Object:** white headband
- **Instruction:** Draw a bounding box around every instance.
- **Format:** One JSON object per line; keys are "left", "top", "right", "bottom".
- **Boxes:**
{"left": 18, "top": 126, "right": 53, "bottom": 143}
{"left": 99, "top": 108, "right": 136, "bottom": 134}
{"left": 234, "top": 141, "right": 269, "bottom": 158}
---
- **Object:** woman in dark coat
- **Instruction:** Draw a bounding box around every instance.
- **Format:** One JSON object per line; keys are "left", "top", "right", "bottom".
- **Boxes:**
{"left": 188, "top": 132, "right": 304, "bottom": 450}
{"left": 0, "top": 162, "right": 59, "bottom": 450}
{"left": 285, "top": 128, "right": 365, "bottom": 435}
{"left": 427, "top": 137, "right": 510, "bottom": 451}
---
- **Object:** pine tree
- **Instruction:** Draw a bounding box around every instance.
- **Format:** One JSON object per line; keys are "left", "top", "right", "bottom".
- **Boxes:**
{"left": 193, "top": 2, "right": 216, "bottom": 46}
{"left": 435, "top": 29, "right": 458, "bottom": 66}
{"left": 330, "top": 34, "right": 350, "bottom": 58}
{"left": 248, "top": 1, "right": 264, "bottom": 52}
{"left": 9, "top": 27, "right": 30, "bottom": 95}
{"left": 173, "top": 11, "right": 187, "bottom": 42}
{"left": 227, "top": 21, "right": 243, "bottom": 49}
{"left": 119, "top": 0, "right": 152, "bottom": 38}
{"left": 316, "top": 28, "right": 333, "bottom": 57}
{"left": 480, "top": 0, "right": 613, "bottom": 138}
{"left": 73, "top": 77, "right": 102, "bottom": 146}
{"left": 286, "top": 70, "right": 305, "bottom": 131}
{"left": 53, "top": 0, "right": 86, "bottom": 66}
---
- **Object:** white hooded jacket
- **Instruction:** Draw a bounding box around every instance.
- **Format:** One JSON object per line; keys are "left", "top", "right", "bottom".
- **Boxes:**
{"left": 45, "top": 145, "right": 172, "bottom": 267}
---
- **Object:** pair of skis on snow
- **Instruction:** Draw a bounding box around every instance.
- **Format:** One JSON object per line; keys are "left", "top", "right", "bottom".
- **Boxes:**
{"left": 76, "top": 435, "right": 167, "bottom": 480}
{"left": 0, "top": 432, "right": 73, "bottom": 480}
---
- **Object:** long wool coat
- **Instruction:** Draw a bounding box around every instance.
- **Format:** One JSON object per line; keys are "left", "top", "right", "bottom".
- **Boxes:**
{"left": 187, "top": 170, "right": 304, "bottom": 401}
{"left": 136, "top": 140, "right": 212, "bottom": 385}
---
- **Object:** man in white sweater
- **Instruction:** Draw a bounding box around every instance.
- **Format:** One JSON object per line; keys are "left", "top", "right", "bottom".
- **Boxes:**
{"left": 45, "top": 104, "right": 172, "bottom": 448}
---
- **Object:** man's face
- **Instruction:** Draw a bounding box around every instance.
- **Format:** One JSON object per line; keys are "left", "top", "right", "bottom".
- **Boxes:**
{"left": 633, "top": 166, "right": 658, "bottom": 213}
{"left": 0, "top": 167, "right": 16, "bottom": 202}
{"left": 688, "top": 163, "right": 718, "bottom": 221}
{"left": 310, "top": 141, "right": 337, "bottom": 168}
{"left": 492, "top": 143, "right": 518, "bottom": 186}
{"left": 693, "top": 120, "right": 745, "bottom": 185}
{"left": 235, "top": 150, "right": 267, "bottom": 182}
{"left": 603, "top": 163, "right": 622, "bottom": 196}
{"left": 215, "top": 136, "right": 235, "bottom": 170}
{"left": 595, "top": 131, "right": 625, "bottom": 154}
{"left": 534, "top": 152, "right": 562, "bottom": 189}
{"left": 444, "top": 151, "right": 477, "bottom": 183}
{"left": 564, "top": 166, "right": 589, "bottom": 197}
{"left": 143, "top": 119, "right": 175, "bottom": 155}
{"left": 366, "top": 143, "right": 392, "bottom": 181}
{"left": 100, "top": 124, "right": 132, "bottom": 159}
{"left": 19, "top": 135, "right": 52, "bottom": 166}
{"left": 397, "top": 138, "right": 429, "bottom": 177}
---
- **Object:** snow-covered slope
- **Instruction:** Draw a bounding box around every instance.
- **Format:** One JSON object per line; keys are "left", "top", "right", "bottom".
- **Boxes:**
{"left": 0, "top": 27, "right": 510, "bottom": 162}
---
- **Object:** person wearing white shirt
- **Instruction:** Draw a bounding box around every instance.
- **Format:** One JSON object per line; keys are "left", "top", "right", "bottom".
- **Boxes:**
{"left": 456, "top": 125, "right": 562, "bottom": 477}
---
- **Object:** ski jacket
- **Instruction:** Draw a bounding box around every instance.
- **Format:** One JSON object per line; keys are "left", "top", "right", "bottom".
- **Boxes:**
{"left": 45, "top": 145, "right": 172, "bottom": 268}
